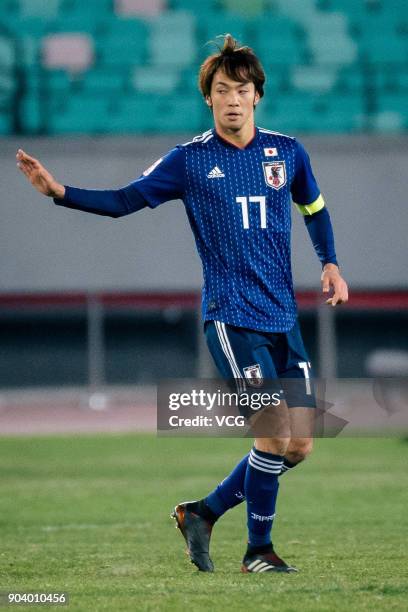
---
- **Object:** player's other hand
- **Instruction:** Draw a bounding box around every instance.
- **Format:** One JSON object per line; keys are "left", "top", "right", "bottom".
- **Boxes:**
{"left": 16, "top": 149, "right": 65, "bottom": 199}
{"left": 321, "top": 263, "right": 349, "bottom": 306}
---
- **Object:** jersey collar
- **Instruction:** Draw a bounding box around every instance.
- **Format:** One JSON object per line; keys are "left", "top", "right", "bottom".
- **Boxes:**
{"left": 213, "top": 126, "right": 259, "bottom": 151}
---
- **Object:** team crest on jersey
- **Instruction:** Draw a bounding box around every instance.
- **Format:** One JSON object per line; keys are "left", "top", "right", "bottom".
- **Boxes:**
{"left": 243, "top": 364, "right": 263, "bottom": 387}
{"left": 262, "top": 161, "right": 287, "bottom": 190}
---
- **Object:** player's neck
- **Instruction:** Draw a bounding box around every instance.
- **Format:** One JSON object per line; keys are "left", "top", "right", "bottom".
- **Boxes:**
{"left": 214, "top": 121, "right": 256, "bottom": 150}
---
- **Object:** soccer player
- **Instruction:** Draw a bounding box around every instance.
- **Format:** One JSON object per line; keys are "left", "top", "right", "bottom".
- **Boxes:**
{"left": 16, "top": 35, "right": 348, "bottom": 574}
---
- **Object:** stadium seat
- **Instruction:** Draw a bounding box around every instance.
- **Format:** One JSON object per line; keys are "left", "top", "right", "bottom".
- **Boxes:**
{"left": 0, "top": 36, "right": 15, "bottom": 69}
{"left": 170, "top": 0, "right": 218, "bottom": 17}
{"left": 80, "top": 69, "right": 127, "bottom": 94}
{"left": 18, "top": 0, "right": 61, "bottom": 19}
{"left": 48, "top": 94, "right": 111, "bottom": 133}
{"left": 115, "top": 0, "right": 166, "bottom": 17}
{"left": 0, "top": 111, "right": 12, "bottom": 134}
{"left": 148, "top": 11, "right": 196, "bottom": 67}
{"left": 94, "top": 17, "right": 148, "bottom": 67}
{"left": 42, "top": 34, "right": 94, "bottom": 73}
{"left": 197, "top": 12, "right": 248, "bottom": 51}
{"left": 96, "top": 27, "right": 148, "bottom": 68}
{"left": 19, "top": 91, "right": 43, "bottom": 133}
{"left": 60, "top": 0, "right": 113, "bottom": 15}
{"left": 154, "top": 93, "right": 204, "bottom": 132}
{"left": 370, "top": 111, "right": 405, "bottom": 132}
{"left": 221, "top": 0, "right": 265, "bottom": 17}
{"left": 108, "top": 92, "right": 204, "bottom": 133}
{"left": 252, "top": 16, "right": 307, "bottom": 66}
{"left": 132, "top": 66, "right": 181, "bottom": 93}
{"left": 357, "top": 34, "right": 408, "bottom": 64}
{"left": 291, "top": 65, "right": 337, "bottom": 92}
{"left": 108, "top": 94, "right": 163, "bottom": 132}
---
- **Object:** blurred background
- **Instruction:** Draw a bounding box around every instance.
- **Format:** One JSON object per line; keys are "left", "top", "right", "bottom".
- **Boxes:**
{"left": 0, "top": 0, "right": 407, "bottom": 406}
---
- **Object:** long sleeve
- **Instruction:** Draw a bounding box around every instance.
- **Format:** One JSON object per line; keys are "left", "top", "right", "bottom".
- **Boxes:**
{"left": 304, "top": 207, "right": 338, "bottom": 267}
{"left": 53, "top": 146, "right": 185, "bottom": 217}
{"left": 54, "top": 183, "right": 147, "bottom": 218}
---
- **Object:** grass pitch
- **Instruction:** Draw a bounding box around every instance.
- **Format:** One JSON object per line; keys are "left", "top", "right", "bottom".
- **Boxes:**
{"left": 0, "top": 434, "right": 407, "bottom": 611}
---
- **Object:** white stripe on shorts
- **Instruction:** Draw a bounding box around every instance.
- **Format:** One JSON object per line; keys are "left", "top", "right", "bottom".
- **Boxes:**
{"left": 214, "top": 320, "right": 246, "bottom": 394}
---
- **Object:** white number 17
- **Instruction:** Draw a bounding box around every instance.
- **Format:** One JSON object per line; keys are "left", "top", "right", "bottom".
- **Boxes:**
{"left": 236, "top": 196, "right": 267, "bottom": 229}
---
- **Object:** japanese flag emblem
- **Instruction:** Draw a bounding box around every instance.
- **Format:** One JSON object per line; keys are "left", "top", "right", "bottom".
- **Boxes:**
{"left": 262, "top": 161, "right": 287, "bottom": 190}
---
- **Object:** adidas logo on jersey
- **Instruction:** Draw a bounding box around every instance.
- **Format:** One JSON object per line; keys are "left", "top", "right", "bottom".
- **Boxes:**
{"left": 207, "top": 166, "right": 225, "bottom": 179}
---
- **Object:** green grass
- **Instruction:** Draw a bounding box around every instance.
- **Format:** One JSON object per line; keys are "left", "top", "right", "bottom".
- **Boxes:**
{"left": 0, "top": 435, "right": 407, "bottom": 611}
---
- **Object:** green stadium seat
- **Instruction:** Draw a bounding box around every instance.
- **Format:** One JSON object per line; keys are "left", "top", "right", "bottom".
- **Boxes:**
{"left": 18, "top": 0, "right": 61, "bottom": 19}
{"left": 391, "top": 70, "right": 408, "bottom": 92}
{"left": 60, "top": 0, "right": 113, "bottom": 15}
{"left": 80, "top": 69, "right": 127, "bottom": 94}
{"left": 291, "top": 65, "right": 336, "bottom": 92}
{"left": 108, "top": 94, "right": 163, "bottom": 132}
{"left": 253, "top": 16, "right": 307, "bottom": 66}
{"left": 273, "top": 0, "right": 317, "bottom": 23}
{"left": 170, "top": 0, "right": 218, "bottom": 17}
{"left": 221, "top": 0, "right": 266, "bottom": 17}
{"left": 5, "top": 16, "right": 51, "bottom": 38}
{"left": 197, "top": 12, "right": 248, "bottom": 52}
{"left": 48, "top": 94, "right": 111, "bottom": 134}
{"left": 95, "top": 18, "right": 148, "bottom": 66}
{"left": 46, "top": 69, "right": 73, "bottom": 90}
{"left": 372, "top": 112, "right": 405, "bottom": 132}
{"left": 261, "top": 92, "right": 364, "bottom": 133}
{"left": 335, "top": 65, "right": 365, "bottom": 92}
{"left": 105, "top": 16, "right": 149, "bottom": 39}
{"left": 0, "top": 73, "right": 16, "bottom": 103}
{"left": 132, "top": 66, "right": 181, "bottom": 93}
{"left": 377, "top": 94, "right": 407, "bottom": 116}
{"left": 154, "top": 93, "right": 204, "bottom": 133}
{"left": 0, "top": 36, "right": 15, "bottom": 68}
{"left": 148, "top": 11, "right": 197, "bottom": 67}
{"left": 108, "top": 93, "right": 204, "bottom": 133}
{"left": 96, "top": 35, "right": 147, "bottom": 68}
{"left": 0, "top": 111, "right": 12, "bottom": 135}
{"left": 54, "top": 15, "right": 108, "bottom": 35}
{"left": 357, "top": 34, "right": 408, "bottom": 64}
{"left": 19, "top": 91, "right": 43, "bottom": 133}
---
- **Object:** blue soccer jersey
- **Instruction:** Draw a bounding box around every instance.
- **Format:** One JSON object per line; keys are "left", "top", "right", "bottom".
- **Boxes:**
{"left": 131, "top": 127, "right": 324, "bottom": 332}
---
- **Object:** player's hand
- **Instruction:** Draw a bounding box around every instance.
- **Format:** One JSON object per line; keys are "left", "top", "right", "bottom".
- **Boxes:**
{"left": 321, "top": 263, "right": 349, "bottom": 306}
{"left": 16, "top": 149, "right": 65, "bottom": 199}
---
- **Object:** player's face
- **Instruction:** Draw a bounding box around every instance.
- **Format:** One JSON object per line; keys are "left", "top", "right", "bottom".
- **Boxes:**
{"left": 207, "top": 69, "right": 260, "bottom": 134}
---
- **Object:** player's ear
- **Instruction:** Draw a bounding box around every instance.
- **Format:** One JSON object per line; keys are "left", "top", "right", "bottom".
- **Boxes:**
{"left": 254, "top": 91, "right": 260, "bottom": 107}
{"left": 206, "top": 96, "right": 212, "bottom": 108}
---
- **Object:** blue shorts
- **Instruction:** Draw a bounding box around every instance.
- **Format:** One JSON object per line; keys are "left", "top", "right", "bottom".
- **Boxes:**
{"left": 205, "top": 320, "right": 316, "bottom": 411}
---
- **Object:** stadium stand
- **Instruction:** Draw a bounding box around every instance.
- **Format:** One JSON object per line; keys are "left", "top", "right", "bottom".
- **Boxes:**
{"left": 0, "top": 0, "right": 407, "bottom": 134}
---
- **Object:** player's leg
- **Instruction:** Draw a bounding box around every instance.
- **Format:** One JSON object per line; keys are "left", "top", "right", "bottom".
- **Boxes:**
{"left": 275, "top": 321, "right": 316, "bottom": 476}
{"left": 241, "top": 323, "right": 316, "bottom": 573}
{"left": 204, "top": 321, "right": 296, "bottom": 572}
{"left": 172, "top": 321, "right": 282, "bottom": 572}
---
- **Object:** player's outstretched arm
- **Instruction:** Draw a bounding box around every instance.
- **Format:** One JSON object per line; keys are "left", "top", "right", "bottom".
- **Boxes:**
{"left": 16, "top": 149, "right": 65, "bottom": 199}
{"left": 321, "top": 263, "right": 349, "bottom": 306}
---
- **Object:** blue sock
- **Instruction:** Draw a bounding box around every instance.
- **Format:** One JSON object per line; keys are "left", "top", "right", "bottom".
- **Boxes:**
{"left": 280, "top": 457, "right": 296, "bottom": 475}
{"left": 204, "top": 453, "right": 249, "bottom": 517}
{"left": 244, "top": 447, "right": 283, "bottom": 547}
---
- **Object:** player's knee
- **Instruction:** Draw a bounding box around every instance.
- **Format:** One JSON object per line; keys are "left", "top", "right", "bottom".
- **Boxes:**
{"left": 288, "top": 438, "right": 313, "bottom": 463}
{"left": 255, "top": 437, "right": 290, "bottom": 456}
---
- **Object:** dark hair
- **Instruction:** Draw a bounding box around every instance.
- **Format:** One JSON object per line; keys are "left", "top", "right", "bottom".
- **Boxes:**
{"left": 198, "top": 34, "right": 265, "bottom": 99}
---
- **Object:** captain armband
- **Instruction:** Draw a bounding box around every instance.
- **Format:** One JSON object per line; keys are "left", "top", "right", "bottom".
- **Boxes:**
{"left": 295, "top": 194, "right": 325, "bottom": 216}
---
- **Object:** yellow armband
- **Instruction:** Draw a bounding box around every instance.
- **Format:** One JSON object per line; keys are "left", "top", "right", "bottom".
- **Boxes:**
{"left": 295, "top": 194, "right": 325, "bottom": 216}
